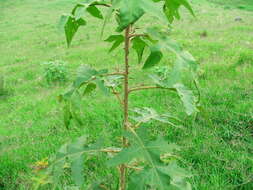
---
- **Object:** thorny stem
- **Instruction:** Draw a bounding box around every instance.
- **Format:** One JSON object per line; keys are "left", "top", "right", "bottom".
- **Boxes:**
{"left": 119, "top": 26, "right": 131, "bottom": 190}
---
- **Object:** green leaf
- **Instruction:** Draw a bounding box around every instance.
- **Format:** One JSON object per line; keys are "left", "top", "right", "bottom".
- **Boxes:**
{"left": 116, "top": 0, "right": 167, "bottom": 32}
{"left": 86, "top": 5, "right": 103, "bottom": 19}
{"left": 74, "top": 65, "right": 98, "bottom": 88}
{"left": 67, "top": 136, "right": 87, "bottom": 187}
{"left": 173, "top": 83, "right": 198, "bottom": 115}
{"left": 105, "top": 35, "right": 124, "bottom": 52}
{"left": 63, "top": 102, "right": 72, "bottom": 129}
{"left": 129, "top": 162, "right": 192, "bottom": 190}
{"left": 95, "top": 78, "right": 110, "bottom": 95}
{"left": 47, "top": 136, "right": 105, "bottom": 187}
{"left": 131, "top": 107, "right": 182, "bottom": 128}
{"left": 61, "top": 14, "right": 86, "bottom": 47}
{"left": 163, "top": 0, "right": 194, "bottom": 23}
{"left": 143, "top": 45, "right": 163, "bottom": 69}
{"left": 107, "top": 128, "right": 179, "bottom": 167}
{"left": 104, "top": 75, "right": 123, "bottom": 88}
{"left": 107, "top": 128, "right": 190, "bottom": 189}
{"left": 132, "top": 36, "right": 147, "bottom": 64}
{"left": 83, "top": 83, "right": 97, "bottom": 95}
{"left": 116, "top": 0, "right": 144, "bottom": 32}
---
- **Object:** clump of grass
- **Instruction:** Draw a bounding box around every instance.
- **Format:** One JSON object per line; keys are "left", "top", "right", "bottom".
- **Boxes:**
{"left": 232, "top": 51, "right": 253, "bottom": 68}
{"left": 42, "top": 60, "right": 68, "bottom": 85}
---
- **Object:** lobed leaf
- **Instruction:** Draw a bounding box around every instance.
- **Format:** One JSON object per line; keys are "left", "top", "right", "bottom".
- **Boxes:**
{"left": 47, "top": 136, "right": 105, "bottom": 187}
{"left": 131, "top": 107, "right": 181, "bottom": 128}
{"left": 163, "top": 0, "right": 195, "bottom": 23}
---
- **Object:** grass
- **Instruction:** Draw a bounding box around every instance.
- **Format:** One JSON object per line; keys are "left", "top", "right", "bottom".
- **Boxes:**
{"left": 0, "top": 0, "right": 253, "bottom": 189}
{"left": 208, "top": 0, "right": 253, "bottom": 11}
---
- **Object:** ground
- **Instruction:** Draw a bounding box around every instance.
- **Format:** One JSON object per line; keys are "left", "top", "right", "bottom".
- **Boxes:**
{"left": 0, "top": 0, "right": 252, "bottom": 189}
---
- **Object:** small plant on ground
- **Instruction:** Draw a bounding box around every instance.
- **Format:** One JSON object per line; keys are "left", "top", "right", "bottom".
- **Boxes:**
{"left": 35, "top": 0, "right": 200, "bottom": 189}
{"left": 42, "top": 60, "right": 68, "bottom": 85}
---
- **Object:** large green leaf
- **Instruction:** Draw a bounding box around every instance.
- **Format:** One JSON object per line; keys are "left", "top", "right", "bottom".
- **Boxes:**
{"left": 49, "top": 136, "right": 104, "bottom": 187}
{"left": 116, "top": 0, "right": 144, "bottom": 32}
{"left": 116, "top": 0, "right": 167, "bottom": 32}
{"left": 107, "top": 128, "right": 179, "bottom": 167}
{"left": 149, "top": 73, "right": 198, "bottom": 115}
{"left": 107, "top": 128, "right": 191, "bottom": 189}
{"left": 128, "top": 162, "right": 192, "bottom": 190}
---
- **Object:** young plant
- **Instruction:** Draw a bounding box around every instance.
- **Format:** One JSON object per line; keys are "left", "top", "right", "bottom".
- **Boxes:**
{"left": 42, "top": 60, "right": 68, "bottom": 85}
{"left": 35, "top": 0, "right": 199, "bottom": 189}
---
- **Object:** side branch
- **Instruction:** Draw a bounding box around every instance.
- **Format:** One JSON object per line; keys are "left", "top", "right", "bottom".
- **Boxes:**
{"left": 112, "top": 88, "right": 124, "bottom": 106}
{"left": 91, "top": 3, "right": 111, "bottom": 7}
{"left": 129, "top": 86, "right": 175, "bottom": 93}
{"left": 129, "top": 34, "right": 148, "bottom": 39}
{"left": 102, "top": 72, "right": 125, "bottom": 77}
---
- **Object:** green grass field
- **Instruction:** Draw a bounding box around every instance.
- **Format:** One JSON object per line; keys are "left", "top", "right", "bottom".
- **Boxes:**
{"left": 0, "top": 0, "right": 253, "bottom": 189}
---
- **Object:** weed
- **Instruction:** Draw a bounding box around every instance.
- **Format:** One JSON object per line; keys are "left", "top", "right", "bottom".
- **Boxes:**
{"left": 42, "top": 60, "right": 68, "bottom": 85}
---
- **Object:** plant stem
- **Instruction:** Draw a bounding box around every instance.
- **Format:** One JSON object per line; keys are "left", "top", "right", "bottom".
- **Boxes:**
{"left": 119, "top": 26, "right": 131, "bottom": 190}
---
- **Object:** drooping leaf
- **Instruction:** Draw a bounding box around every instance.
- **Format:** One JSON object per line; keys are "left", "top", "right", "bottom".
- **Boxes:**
{"left": 104, "top": 75, "right": 123, "bottom": 88}
{"left": 131, "top": 107, "right": 181, "bottom": 127}
{"left": 132, "top": 36, "right": 147, "bottom": 64}
{"left": 60, "top": 15, "right": 86, "bottom": 47}
{"left": 173, "top": 83, "right": 198, "bottom": 115}
{"left": 95, "top": 78, "right": 110, "bottom": 95}
{"left": 68, "top": 136, "right": 87, "bottom": 187}
{"left": 105, "top": 35, "right": 124, "bottom": 52}
{"left": 74, "top": 65, "right": 99, "bottom": 88}
{"left": 143, "top": 45, "right": 163, "bottom": 69}
{"left": 86, "top": 5, "right": 103, "bottom": 19}
{"left": 47, "top": 136, "right": 105, "bottom": 187}
{"left": 148, "top": 73, "right": 198, "bottom": 115}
